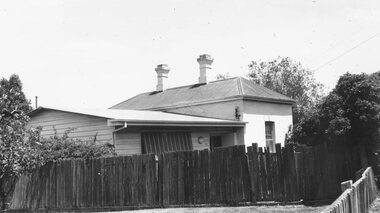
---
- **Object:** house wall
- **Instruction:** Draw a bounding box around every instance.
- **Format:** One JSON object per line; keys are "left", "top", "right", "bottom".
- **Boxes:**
{"left": 242, "top": 101, "right": 293, "bottom": 147}
{"left": 163, "top": 98, "right": 291, "bottom": 148}
{"left": 29, "top": 110, "right": 114, "bottom": 145}
{"left": 114, "top": 127, "right": 242, "bottom": 156}
{"left": 114, "top": 132, "right": 141, "bottom": 155}
{"left": 164, "top": 100, "right": 243, "bottom": 121}
{"left": 191, "top": 132, "right": 210, "bottom": 150}
{"left": 115, "top": 131, "right": 211, "bottom": 155}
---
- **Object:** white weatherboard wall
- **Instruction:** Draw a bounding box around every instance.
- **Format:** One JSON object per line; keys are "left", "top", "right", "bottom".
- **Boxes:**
{"left": 191, "top": 132, "right": 210, "bottom": 150}
{"left": 165, "top": 100, "right": 243, "bottom": 121}
{"left": 114, "top": 132, "right": 142, "bottom": 155}
{"left": 242, "top": 101, "right": 293, "bottom": 147}
{"left": 115, "top": 131, "right": 211, "bottom": 155}
{"left": 28, "top": 110, "right": 114, "bottom": 145}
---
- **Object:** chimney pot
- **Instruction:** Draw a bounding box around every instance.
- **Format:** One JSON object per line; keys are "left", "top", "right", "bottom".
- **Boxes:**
{"left": 197, "top": 54, "right": 214, "bottom": 84}
{"left": 155, "top": 64, "right": 170, "bottom": 91}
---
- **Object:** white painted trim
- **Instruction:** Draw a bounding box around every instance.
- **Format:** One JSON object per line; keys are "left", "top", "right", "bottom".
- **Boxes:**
{"left": 120, "top": 122, "right": 246, "bottom": 127}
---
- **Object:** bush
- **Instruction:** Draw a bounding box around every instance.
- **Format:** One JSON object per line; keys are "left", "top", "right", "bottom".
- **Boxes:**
{"left": 37, "top": 127, "right": 116, "bottom": 162}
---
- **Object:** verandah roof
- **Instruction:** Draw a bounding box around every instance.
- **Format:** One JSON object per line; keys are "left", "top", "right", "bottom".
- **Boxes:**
{"left": 29, "top": 106, "right": 246, "bottom": 127}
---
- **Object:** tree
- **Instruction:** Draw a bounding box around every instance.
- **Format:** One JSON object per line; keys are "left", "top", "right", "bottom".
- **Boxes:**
{"left": 287, "top": 71, "right": 380, "bottom": 182}
{"left": 289, "top": 71, "right": 380, "bottom": 146}
{"left": 216, "top": 72, "right": 231, "bottom": 80}
{"left": 0, "top": 75, "right": 116, "bottom": 211}
{"left": 0, "top": 75, "right": 42, "bottom": 212}
{"left": 248, "top": 57, "right": 325, "bottom": 124}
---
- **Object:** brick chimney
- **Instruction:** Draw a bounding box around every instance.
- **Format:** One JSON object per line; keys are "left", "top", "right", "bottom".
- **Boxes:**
{"left": 155, "top": 64, "right": 170, "bottom": 91}
{"left": 197, "top": 54, "right": 214, "bottom": 84}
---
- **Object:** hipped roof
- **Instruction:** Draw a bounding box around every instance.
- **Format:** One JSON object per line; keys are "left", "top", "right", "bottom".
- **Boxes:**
{"left": 110, "top": 77, "right": 295, "bottom": 110}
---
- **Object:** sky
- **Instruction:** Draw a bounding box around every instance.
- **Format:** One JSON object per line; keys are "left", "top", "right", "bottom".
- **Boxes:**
{"left": 0, "top": 0, "right": 379, "bottom": 109}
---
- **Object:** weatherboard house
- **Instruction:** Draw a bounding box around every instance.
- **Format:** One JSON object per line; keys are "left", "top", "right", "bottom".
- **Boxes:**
{"left": 29, "top": 54, "right": 294, "bottom": 155}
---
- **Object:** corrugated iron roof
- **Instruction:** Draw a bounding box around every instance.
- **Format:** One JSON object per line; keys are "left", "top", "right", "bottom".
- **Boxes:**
{"left": 29, "top": 106, "right": 245, "bottom": 126}
{"left": 110, "top": 77, "right": 294, "bottom": 110}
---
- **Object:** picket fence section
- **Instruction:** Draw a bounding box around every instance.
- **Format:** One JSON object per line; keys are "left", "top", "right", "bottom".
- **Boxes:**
{"left": 10, "top": 142, "right": 365, "bottom": 211}
{"left": 321, "top": 167, "right": 378, "bottom": 213}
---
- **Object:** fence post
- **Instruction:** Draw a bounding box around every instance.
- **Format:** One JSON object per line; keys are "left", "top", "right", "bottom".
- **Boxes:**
{"left": 355, "top": 168, "right": 365, "bottom": 181}
{"left": 341, "top": 180, "right": 352, "bottom": 192}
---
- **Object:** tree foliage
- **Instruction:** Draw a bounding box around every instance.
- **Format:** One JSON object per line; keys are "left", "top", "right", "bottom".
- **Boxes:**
{"left": 287, "top": 71, "right": 380, "bottom": 183}
{"left": 0, "top": 75, "right": 42, "bottom": 211}
{"left": 288, "top": 71, "right": 380, "bottom": 146}
{"left": 216, "top": 72, "right": 231, "bottom": 80}
{"left": 0, "top": 75, "right": 116, "bottom": 211}
{"left": 248, "top": 57, "right": 325, "bottom": 123}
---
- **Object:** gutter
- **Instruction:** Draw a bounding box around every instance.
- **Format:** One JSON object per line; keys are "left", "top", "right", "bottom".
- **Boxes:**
{"left": 125, "top": 122, "right": 246, "bottom": 127}
{"left": 113, "top": 121, "right": 128, "bottom": 132}
{"left": 107, "top": 119, "right": 246, "bottom": 128}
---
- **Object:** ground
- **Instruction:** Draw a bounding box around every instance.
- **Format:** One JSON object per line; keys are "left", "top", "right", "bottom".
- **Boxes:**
{"left": 103, "top": 204, "right": 326, "bottom": 213}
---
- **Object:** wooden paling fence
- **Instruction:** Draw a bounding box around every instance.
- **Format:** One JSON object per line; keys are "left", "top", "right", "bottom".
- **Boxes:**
{"left": 159, "top": 146, "right": 250, "bottom": 205}
{"left": 10, "top": 154, "right": 158, "bottom": 210}
{"left": 10, "top": 142, "right": 364, "bottom": 211}
{"left": 247, "top": 141, "right": 362, "bottom": 203}
{"left": 321, "top": 167, "right": 378, "bottom": 213}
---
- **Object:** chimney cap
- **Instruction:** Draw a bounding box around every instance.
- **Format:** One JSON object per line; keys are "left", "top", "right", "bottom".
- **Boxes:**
{"left": 155, "top": 64, "right": 170, "bottom": 71}
{"left": 197, "top": 54, "right": 214, "bottom": 65}
{"left": 155, "top": 64, "right": 170, "bottom": 76}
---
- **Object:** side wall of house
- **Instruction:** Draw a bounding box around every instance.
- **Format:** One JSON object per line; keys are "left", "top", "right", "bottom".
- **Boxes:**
{"left": 114, "top": 130, "right": 211, "bottom": 156}
{"left": 28, "top": 110, "right": 114, "bottom": 145}
{"left": 164, "top": 100, "right": 244, "bottom": 121}
{"left": 114, "top": 132, "right": 142, "bottom": 155}
{"left": 191, "top": 132, "right": 210, "bottom": 150}
{"left": 242, "top": 101, "right": 293, "bottom": 147}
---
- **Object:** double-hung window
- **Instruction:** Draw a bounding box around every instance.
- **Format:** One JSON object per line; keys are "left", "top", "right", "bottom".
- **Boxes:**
{"left": 265, "top": 121, "right": 276, "bottom": 153}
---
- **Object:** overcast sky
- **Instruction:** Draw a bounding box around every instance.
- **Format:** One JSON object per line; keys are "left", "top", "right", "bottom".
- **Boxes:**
{"left": 1, "top": 0, "right": 379, "bottom": 109}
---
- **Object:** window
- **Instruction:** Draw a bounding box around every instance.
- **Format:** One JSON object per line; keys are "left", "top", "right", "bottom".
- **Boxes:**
{"left": 141, "top": 132, "right": 193, "bottom": 154}
{"left": 265, "top": 121, "right": 276, "bottom": 153}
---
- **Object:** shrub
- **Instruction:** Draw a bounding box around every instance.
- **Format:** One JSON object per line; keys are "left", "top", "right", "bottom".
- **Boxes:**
{"left": 37, "top": 127, "right": 116, "bottom": 162}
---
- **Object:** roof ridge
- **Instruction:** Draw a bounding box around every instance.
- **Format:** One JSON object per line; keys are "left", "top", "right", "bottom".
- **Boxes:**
{"left": 164, "top": 77, "right": 238, "bottom": 90}
{"left": 110, "top": 76, "right": 295, "bottom": 110}
{"left": 110, "top": 78, "right": 240, "bottom": 109}
{"left": 237, "top": 77, "right": 245, "bottom": 95}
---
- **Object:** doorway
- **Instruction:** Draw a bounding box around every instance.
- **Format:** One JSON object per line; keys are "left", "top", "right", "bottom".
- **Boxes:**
{"left": 210, "top": 136, "right": 222, "bottom": 151}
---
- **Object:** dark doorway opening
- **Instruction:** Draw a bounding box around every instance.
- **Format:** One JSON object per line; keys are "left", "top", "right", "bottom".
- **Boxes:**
{"left": 210, "top": 136, "right": 222, "bottom": 151}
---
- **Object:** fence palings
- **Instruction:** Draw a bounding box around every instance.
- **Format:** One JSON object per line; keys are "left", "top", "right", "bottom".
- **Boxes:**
{"left": 10, "top": 154, "right": 158, "bottom": 210}
{"left": 246, "top": 141, "right": 363, "bottom": 203}
{"left": 321, "top": 167, "right": 378, "bottom": 213}
{"left": 10, "top": 141, "right": 366, "bottom": 211}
